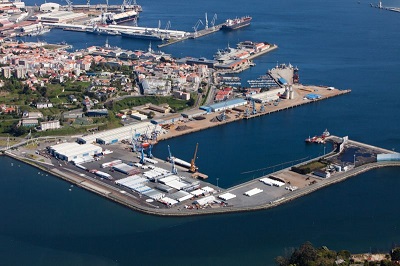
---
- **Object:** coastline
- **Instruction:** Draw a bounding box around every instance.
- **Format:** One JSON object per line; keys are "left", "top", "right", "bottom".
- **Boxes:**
{"left": 4, "top": 82, "right": 396, "bottom": 217}
{"left": 158, "top": 85, "right": 351, "bottom": 141}
{"left": 4, "top": 146, "right": 400, "bottom": 217}
{"left": 0, "top": 81, "right": 395, "bottom": 217}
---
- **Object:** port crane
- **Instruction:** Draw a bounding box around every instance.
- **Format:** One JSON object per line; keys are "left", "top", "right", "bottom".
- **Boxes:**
{"left": 189, "top": 143, "right": 199, "bottom": 173}
{"left": 147, "top": 144, "right": 153, "bottom": 158}
{"left": 192, "top": 19, "right": 203, "bottom": 36}
{"left": 167, "top": 145, "right": 177, "bottom": 174}
{"left": 65, "top": 0, "right": 73, "bottom": 11}
{"left": 164, "top": 20, "right": 171, "bottom": 31}
{"left": 251, "top": 99, "right": 257, "bottom": 115}
{"left": 131, "top": 129, "right": 138, "bottom": 152}
{"left": 210, "top": 14, "right": 217, "bottom": 30}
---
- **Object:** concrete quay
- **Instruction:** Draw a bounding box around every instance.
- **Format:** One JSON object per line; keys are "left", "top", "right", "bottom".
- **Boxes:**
{"left": 158, "top": 85, "right": 351, "bottom": 141}
{"left": 158, "top": 23, "right": 226, "bottom": 48}
{"left": 247, "top": 44, "right": 279, "bottom": 60}
{"left": 3, "top": 132, "right": 400, "bottom": 217}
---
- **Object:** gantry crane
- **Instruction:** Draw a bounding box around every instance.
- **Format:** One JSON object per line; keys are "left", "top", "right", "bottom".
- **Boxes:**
{"left": 168, "top": 145, "right": 177, "bottom": 174}
{"left": 210, "top": 14, "right": 217, "bottom": 30}
{"left": 189, "top": 143, "right": 199, "bottom": 173}
{"left": 193, "top": 19, "right": 203, "bottom": 37}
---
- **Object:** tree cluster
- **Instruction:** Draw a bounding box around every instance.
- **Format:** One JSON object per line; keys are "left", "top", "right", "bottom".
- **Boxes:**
{"left": 275, "top": 242, "right": 350, "bottom": 266}
{"left": 275, "top": 242, "right": 400, "bottom": 266}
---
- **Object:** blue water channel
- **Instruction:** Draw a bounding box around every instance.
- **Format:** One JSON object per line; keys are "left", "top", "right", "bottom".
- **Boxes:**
{"left": 2, "top": 0, "right": 400, "bottom": 264}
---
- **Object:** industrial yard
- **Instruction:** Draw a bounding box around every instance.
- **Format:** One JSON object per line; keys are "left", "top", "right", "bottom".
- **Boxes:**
{"left": 2, "top": 0, "right": 400, "bottom": 217}
{"left": 4, "top": 130, "right": 400, "bottom": 216}
{"left": 158, "top": 84, "right": 350, "bottom": 141}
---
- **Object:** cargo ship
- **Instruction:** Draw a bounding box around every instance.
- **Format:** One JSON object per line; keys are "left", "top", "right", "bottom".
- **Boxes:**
{"left": 221, "top": 16, "right": 252, "bottom": 30}
{"left": 120, "top": 31, "right": 166, "bottom": 41}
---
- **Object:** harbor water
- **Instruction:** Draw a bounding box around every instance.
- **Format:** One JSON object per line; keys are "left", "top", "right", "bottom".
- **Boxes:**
{"left": 2, "top": 0, "right": 400, "bottom": 265}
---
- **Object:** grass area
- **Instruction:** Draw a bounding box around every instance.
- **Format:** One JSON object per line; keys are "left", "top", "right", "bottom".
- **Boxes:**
{"left": 292, "top": 160, "right": 327, "bottom": 174}
{"left": 34, "top": 125, "right": 97, "bottom": 137}
{"left": 111, "top": 96, "right": 191, "bottom": 112}
{"left": 300, "top": 161, "right": 327, "bottom": 171}
{"left": 201, "top": 86, "right": 211, "bottom": 106}
{"left": 0, "top": 138, "right": 20, "bottom": 146}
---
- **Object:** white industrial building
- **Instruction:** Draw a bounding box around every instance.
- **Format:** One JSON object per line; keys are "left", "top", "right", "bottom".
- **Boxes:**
{"left": 244, "top": 188, "right": 263, "bottom": 197}
{"left": 40, "top": 120, "right": 60, "bottom": 131}
{"left": 34, "top": 11, "right": 88, "bottom": 23}
{"left": 248, "top": 88, "right": 286, "bottom": 103}
{"left": 115, "top": 175, "right": 149, "bottom": 190}
{"left": 49, "top": 142, "right": 102, "bottom": 162}
{"left": 39, "top": 2, "right": 60, "bottom": 12}
{"left": 193, "top": 195, "right": 216, "bottom": 206}
{"left": 259, "top": 177, "right": 285, "bottom": 187}
{"left": 181, "top": 109, "right": 207, "bottom": 119}
{"left": 207, "top": 98, "right": 248, "bottom": 112}
{"left": 77, "top": 121, "right": 161, "bottom": 145}
{"left": 218, "top": 192, "right": 236, "bottom": 201}
{"left": 130, "top": 112, "right": 148, "bottom": 121}
{"left": 170, "top": 190, "right": 192, "bottom": 202}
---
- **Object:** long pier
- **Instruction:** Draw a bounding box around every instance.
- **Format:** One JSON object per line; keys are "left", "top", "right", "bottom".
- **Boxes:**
{"left": 4, "top": 134, "right": 400, "bottom": 216}
{"left": 244, "top": 89, "right": 351, "bottom": 120}
{"left": 158, "top": 23, "right": 225, "bottom": 48}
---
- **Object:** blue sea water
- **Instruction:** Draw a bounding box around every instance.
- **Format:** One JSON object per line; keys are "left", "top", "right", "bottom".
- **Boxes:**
{"left": 2, "top": 0, "right": 400, "bottom": 265}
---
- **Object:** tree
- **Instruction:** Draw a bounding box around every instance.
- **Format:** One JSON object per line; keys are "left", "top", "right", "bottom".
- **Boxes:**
{"left": 391, "top": 247, "right": 400, "bottom": 261}
{"left": 289, "top": 241, "right": 317, "bottom": 266}
{"left": 337, "top": 250, "right": 351, "bottom": 260}
{"left": 187, "top": 97, "right": 195, "bottom": 107}
{"left": 9, "top": 124, "right": 29, "bottom": 137}
{"left": 147, "top": 111, "right": 155, "bottom": 119}
{"left": 275, "top": 256, "right": 289, "bottom": 266}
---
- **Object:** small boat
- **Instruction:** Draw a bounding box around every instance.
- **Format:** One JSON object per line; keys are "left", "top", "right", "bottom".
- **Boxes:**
{"left": 305, "top": 136, "right": 317, "bottom": 143}
{"left": 305, "top": 129, "right": 330, "bottom": 143}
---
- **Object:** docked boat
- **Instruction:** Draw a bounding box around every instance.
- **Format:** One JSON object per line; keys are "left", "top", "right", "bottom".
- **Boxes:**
{"left": 87, "top": 28, "right": 120, "bottom": 36}
{"left": 322, "top": 129, "right": 330, "bottom": 137}
{"left": 121, "top": 31, "right": 165, "bottom": 41}
{"left": 305, "top": 129, "right": 330, "bottom": 143}
{"left": 28, "top": 27, "right": 51, "bottom": 36}
{"left": 221, "top": 16, "right": 252, "bottom": 30}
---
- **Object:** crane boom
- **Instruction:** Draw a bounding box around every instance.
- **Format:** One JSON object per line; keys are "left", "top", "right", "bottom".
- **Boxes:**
{"left": 168, "top": 145, "right": 177, "bottom": 174}
{"left": 190, "top": 143, "right": 199, "bottom": 173}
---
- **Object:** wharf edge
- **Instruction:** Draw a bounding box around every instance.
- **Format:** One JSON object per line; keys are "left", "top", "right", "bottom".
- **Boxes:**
{"left": 3, "top": 146, "right": 400, "bottom": 217}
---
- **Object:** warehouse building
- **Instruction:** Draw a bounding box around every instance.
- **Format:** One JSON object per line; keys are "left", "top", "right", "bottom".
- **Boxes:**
{"left": 34, "top": 11, "right": 88, "bottom": 23}
{"left": 77, "top": 121, "right": 160, "bottom": 145}
{"left": 248, "top": 88, "right": 286, "bottom": 103}
{"left": 207, "top": 98, "right": 248, "bottom": 112}
{"left": 181, "top": 109, "right": 207, "bottom": 119}
{"left": 39, "top": 2, "right": 60, "bottom": 12}
{"left": 49, "top": 142, "right": 102, "bottom": 162}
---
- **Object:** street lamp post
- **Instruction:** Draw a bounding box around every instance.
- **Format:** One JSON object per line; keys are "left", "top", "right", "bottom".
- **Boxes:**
{"left": 323, "top": 146, "right": 326, "bottom": 155}
{"left": 353, "top": 154, "right": 356, "bottom": 167}
{"left": 216, "top": 177, "right": 219, "bottom": 191}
